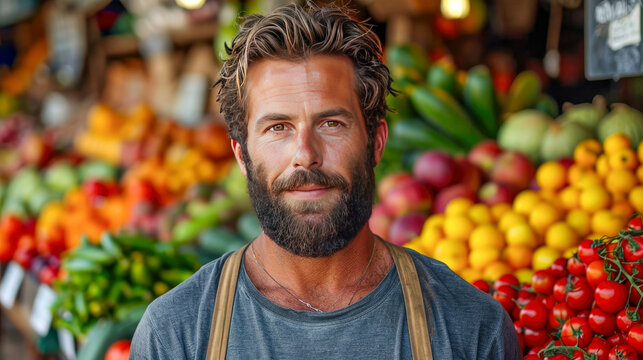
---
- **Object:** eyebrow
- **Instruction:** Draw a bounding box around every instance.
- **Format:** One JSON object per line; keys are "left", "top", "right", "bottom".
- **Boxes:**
{"left": 254, "top": 107, "right": 356, "bottom": 128}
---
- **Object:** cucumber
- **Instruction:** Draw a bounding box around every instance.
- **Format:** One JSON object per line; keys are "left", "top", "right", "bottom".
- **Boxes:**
{"left": 386, "top": 44, "right": 429, "bottom": 81}
{"left": 463, "top": 65, "right": 499, "bottom": 137}
{"left": 72, "top": 246, "right": 115, "bottom": 265}
{"left": 427, "top": 63, "right": 456, "bottom": 96}
{"left": 410, "top": 86, "right": 487, "bottom": 150}
{"left": 63, "top": 258, "right": 101, "bottom": 273}
{"left": 390, "top": 117, "right": 465, "bottom": 154}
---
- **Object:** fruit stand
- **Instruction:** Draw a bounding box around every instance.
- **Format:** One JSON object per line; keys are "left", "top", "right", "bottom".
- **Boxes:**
{"left": 1, "top": 0, "right": 642, "bottom": 359}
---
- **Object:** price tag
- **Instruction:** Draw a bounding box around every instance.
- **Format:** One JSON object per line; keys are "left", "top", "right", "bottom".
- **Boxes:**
{"left": 608, "top": 3, "right": 641, "bottom": 51}
{"left": 58, "top": 328, "right": 76, "bottom": 360}
{"left": 30, "top": 284, "right": 57, "bottom": 337}
{"left": 0, "top": 261, "right": 25, "bottom": 308}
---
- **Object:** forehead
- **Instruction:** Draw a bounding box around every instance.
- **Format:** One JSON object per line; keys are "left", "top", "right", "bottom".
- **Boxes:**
{"left": 244, "top": 55, "right": 359, "bottom": 114}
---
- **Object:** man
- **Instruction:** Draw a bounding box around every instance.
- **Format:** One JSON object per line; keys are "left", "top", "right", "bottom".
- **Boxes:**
{"left": 130, "top": 3, "right": 521, "bottom": 359}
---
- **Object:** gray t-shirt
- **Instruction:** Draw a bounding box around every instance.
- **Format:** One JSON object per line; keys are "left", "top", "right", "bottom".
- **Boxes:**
{"left": 130, "top": 247, "right": 521, "bottom": 359}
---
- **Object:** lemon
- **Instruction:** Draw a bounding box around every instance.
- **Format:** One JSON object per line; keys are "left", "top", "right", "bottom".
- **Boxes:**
{"left": 574, "top": 172, "right": 603, "bottom": 190}
{"left": 515, "top": 268, "right": 534, "bottom": 284}
{"left": 423, "top": 214, "right": 446, "bottom": 231}
{"left": 468, "top": 203, "right": 493, "bottom": 225}
{"left": 532, "top": 246, "right": 562, "bottom": 271}
{"left": 568, "top": 164, "right": 593, "bottom": 185}
{"left": 606, "top": 168, "right": 638, "bottom": 196}
{"left": 498, "top": 211, "right": 527, "bottom": 233}
{"left": 469, "top": 248, "right": 501, "bottom": 270}
{"left": 537, "top": 161, "right": 567, "bottom": 191}
{"left": 459, "top": 268, "right": 481, "bottom": 283}
{"left": 591, "top": 210, "right": 626, "bottom": 237}
{"left": 505, "top": 222, "right": 538, "bottom": 248}
{"left": 483, "top": 261, "right": 513, "bottom": 282}
{"left": 469, "top": 224, "right": 505, "bottom": 250}
{"left": 529, "top": 201, "right": 563, "bottom": 236}
{"left": 545, "top": 221, "right": 580, "bottom": 252}
{"left": 559, "top": 186, "right": 581, "bottom": 210}
{"left": 443, "top": 215, "right": 475, "bottom": 243}
{"left": 444, "top": 198, "right": 474, "bottom": 217}
{"left": 419, "top": 226, "right": 443, "bottom": 256}
{"left": 629, "top": 186, "right": 643, "bottom": 214}
{"left": 490, "top": 203, "right": 512, "bottom": 222}
{"left": 565, "top": 209, "right": 591, "bottom": 237}
{"left": 513, "top": 190, "right": 541, "bottom": 216}
{"left": 433, "top": 240, "right": 469, "bottom": 273}
{"left": 603, "top": 132, "right": 631, "bottom": 155}
{"left": 596, "top": 155, "right": 610, "bottom": 179}
{"left": 579, "top": 186, "right": 611, "bottom": 213}
{"left": 503, "top": 245, "right": 533, "bottom": 269}
{"left": 608, "top": 148, "right": 639, "bottom": 170}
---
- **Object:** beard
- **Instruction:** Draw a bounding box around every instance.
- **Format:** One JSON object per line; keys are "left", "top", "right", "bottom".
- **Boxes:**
{"left": 245, "top": 152, "right": 375, "bottom": 258}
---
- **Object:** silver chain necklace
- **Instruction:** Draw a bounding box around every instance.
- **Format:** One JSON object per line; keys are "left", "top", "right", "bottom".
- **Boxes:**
{"left": 250, "top": 240, "right": 376, "bottom": 313}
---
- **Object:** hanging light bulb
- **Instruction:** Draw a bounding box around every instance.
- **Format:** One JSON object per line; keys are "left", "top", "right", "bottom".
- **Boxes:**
{"left": 176, "top": 0, "right": 206, "bottom": 10}
{"left": 441, "top": 0, "right": 470, "bottom": 19}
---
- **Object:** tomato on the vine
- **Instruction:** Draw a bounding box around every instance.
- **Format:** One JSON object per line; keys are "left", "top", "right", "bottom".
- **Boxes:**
{"left": 493, "top": 285, "right": 516, "bottom": 312}
{"left": 627, "top": 324, "right": 643, "bottom": 354}
{"left": 561, "top": 317, "right": 594, "bottom": 347}
{"left": 589, "top": 307, "right": 617, "bottom": 336}
{"left": 629, "top": 283, "right": 642, "bottom": 305}
{"left": 524, "top": 326, "right": 551, "bottom": 348}
{"left": 629, "top": 216, "right": 642, "bottom": 231}
{"left": 566, "top": 276, "right": 595, "bottom": 311}
{"left": 532, "top": 270, "right": 555, "bottom": 295}
{"left": 622, "top": 235, "right": 643, "bottom": 262}
{"left": 494, "top": 274, "right": 520, "bottom": 290}
{"left": 550, "top": 258, "right": 569, "bottom": 278}
{"left": 595, "top": 281, "right": 629, "bottom": 314}
{"left": 579, "top": 238, "right": 602, "bottom": 264}
{"left": 520, "top": 300, "right": 548, "bottom": 329}
{"left": 568, "top": 255, "right": 587, "bottom": 276}
{"left": 608, "top": 332, "right": 628, "bottom": 347}
{"left": 617, "top": 307, "right": 642, "bottom": 333}
{"left": 587, "top": 260, "right": 611, "bottom": 288}
{"left": 472, "top": 279, "right": 490, "bottom": 293}
{"left": 553, "top": 277, "right": 569, "bottom": 302}
{"left": 588, "top": 336, "right": 611, "bottom": 360}
{"left": 608, "top": 344, "right": 638, "bottom": 360}
{"left": 549, "top": 302, "right": 575, "bottom": 328}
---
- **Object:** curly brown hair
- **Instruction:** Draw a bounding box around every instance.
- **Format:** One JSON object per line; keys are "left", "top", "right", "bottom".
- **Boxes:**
{"left": 214, "top": 2, "right": 393, "bottom": 164}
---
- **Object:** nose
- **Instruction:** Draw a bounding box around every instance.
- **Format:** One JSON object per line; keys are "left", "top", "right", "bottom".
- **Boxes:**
{"left": 292, "top": 126, "right": 322, "bottom": 169}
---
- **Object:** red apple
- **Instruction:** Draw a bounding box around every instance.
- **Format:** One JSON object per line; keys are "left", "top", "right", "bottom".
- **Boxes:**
{"left": 413, "top": 151, "right": 459, "bottom": 190}
{"left": 383, "top": 179, "right": 433, "bottom": 217}
{"left": 377, "top": 172, "right": 415, "bottom": 201}
{"left": 454, "top": 156, "right": 482, "bottom": 192}
{"left": 477, "top": 181, "right": 516, "bottom": 206}
{"left": 433, "top": 184, "right": 476, "bottom": 214}
{"left": 467, "top": 140, "right": 503, "bottom": 175}
{"left": 369, "top": 203, "right": 393, "bottom": 240}
{"left": 388, "top": 213, "right": 427, "bottom": 246}
{"left": 490, "top": 151, "right": 535, "bottom": 191}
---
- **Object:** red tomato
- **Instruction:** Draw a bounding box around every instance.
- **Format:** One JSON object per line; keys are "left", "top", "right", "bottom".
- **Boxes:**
{"left": 596, "top": 281, "right": 629, "bottom": 314}
{"left": 472, "top": 279, "right": 490, "bottom": 293}
{"left": 629, "top": 216, "right": 643, "bottom": 231}
{"left": 589, "top": 307, "right": 618, "bottom": 336}
{"left": 494, "top": 274, "right": 520, "bottom": 290}
{"left": 617, "top": 307, "right": 642, "bottom": 333}
{"left": 532, "top": 270, "right": 555, "bottom": 295}
{"left": 550, "top": 302, "right": 575, "bottom": 328}
{"left": 587, "top": 260, "right": 611, "bottom": 288}
{"left": 553, "top": 277, "right": 570, "bottom": 302}
{"left": 578, "top": 238, "right": 601, "bottom": 264}
{"left": 628, "top": 324, "right": 643, "bottom": 354}
{"left": 550, "top": 258, "right": 569, "bottom": 278}
{"left": 588, "top": 336, "right": 611, "bottom": 360}
{"left": 630, "top": 283, "right": 643, "bottom": 306}
{"left": 105, "top": 339, "right": 131, "bottom": 360}
{"left": 623, "top": 236, "right": 643, "bottom": 263}
{"left": 608, "top": 344, "right": 638, "bottom": 360}
{"left": 624, "top": 262, "right": 643, "bottom": 281}
{"left": 539, "top": 294, "right": 556, "bottom": 309}
{"left": 524, "top": 326, "right": 551, "bottom": 348}
{"left": 561, "top": 317, "right": 594, "bottom": 347}
{"left": 608, "top": 332, "right": 628, "bottom": 347}
{"left": 567, "top": 276, "right": 595, "bottom": 311}
{"left": 493, "top": 285, "right": 516, "bottom": 312}
{"left": 520, "top": 300, "right": 548, "bottom": 329}
{"left": 568, "top": 256, "right": 587, "bottom": 276}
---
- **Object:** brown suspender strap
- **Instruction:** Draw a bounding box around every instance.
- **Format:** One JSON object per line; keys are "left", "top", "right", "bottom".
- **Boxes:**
{"left": 205, "top": 244, "right": 248, "bottom": 360}
{"left": 205, "top": 242, "right": 432, "bottom": 360}
{"left": 384, "top": 241, "right": 434, "bottom": 360}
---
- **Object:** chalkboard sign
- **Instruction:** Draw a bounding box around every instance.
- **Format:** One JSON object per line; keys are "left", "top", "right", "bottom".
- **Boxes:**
{"left": 585, "top": 0, "right": 643, "bottom": 80}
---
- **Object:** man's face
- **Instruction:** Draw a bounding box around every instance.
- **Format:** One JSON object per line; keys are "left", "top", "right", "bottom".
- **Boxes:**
{"left": 234, "top": 55, "right": 387, "bottom": 257}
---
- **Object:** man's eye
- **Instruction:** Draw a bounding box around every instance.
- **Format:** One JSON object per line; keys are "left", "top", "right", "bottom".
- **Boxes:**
{"left": 270, "top": 124, "right": 286, "bottom": 131}
{"left": 325, "top": 121, "right": 341, "bottom": 128}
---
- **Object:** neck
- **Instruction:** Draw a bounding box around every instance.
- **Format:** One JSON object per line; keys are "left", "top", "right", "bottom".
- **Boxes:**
{"left": 244, "top": 226, "right": 392, "bottom": 312}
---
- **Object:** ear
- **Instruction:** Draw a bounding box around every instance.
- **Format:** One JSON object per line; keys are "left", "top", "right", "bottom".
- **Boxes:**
{"left": 231, "top": 139, "right": 248, "bottom": 177}
{"left": 372, "top": 119, "right": 388, "bottom": 166}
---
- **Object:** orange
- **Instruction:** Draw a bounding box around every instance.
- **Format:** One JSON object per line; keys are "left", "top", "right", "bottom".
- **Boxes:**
{"left": 574, "top": 172, "right": 603, "bottom": 190}
{"left": 498, "top": 211, "right": 527, "bottom": 233}
{"left": 469, "top": 248, "right": 501, "bottom": 270}
{"left": 611, "top": 199, "right": 635, "bottom": 219}
{"left": 532, "top": 246, "right": 562, "bottom": 271}
{"left": 513, "top": 190, "right": 541, "bottom": 216}
{"left": 503, "top": 245, "right": 533, "bottom": 269}
{"left": 444, "top": 198, "right": 474, "bottom": 217}
{"left": 579, "top": 186, "right": 611, "bottom": 213}
{"left": 605, "top": 168, "right": 638, "bottom": 196}
{"left": 424, "top": 214, "right": 446, "bottom": 231}
{"left": 540, "top": 189, "right": 564, "bottom": 210}
{"left": 469, "top": 224, "right": 505, "bottom": 250}
{"left": 491, "top": 203, "right": 512, "bottom": 222}
{"left": 603, "top": 132, "right": 631, "bottom": 154}
{"left": 515, "top": 268, "right": 535, "bottom": 284}
{"left": 505, "top": 222, "right": 538, "bottom": 248}
{"left": 596, "top": 154, "right": 610, "bottom": 179}
{"left": 467, "top": 203, "right": 493, "bottom": 225}
{"left": 591, "top": 210, "right": 627, "bottom": 237}
{"left": 529, "top": 202, "right": 563, "bottom": 236}
{"left": 629, "top": 186, "right": 643, "bottom": 214}
{"left": 443, "top": 215, "right": 475, "bottom": 243}
{"left": 537, "top": 161, "right": 568, "bottom": 191}
{"left": 574, "top": 139, "right": 603, "bottom": 168}
{"left": 608, "top": 148, "right": 639, "bottom": 170}
{"left": 433, "top": 240, "right": 468, "bottom": 272}
{"left": 483, "top": 261, "right": 513, "bottom": 282}
{"left": 568, "top": 164, "right": 594, "bottom": 185}
{"left": 545, "top": 221, "right": 580, "bottom": 252}
{"left": 559, "top": 186, "right": 581, "bottom": 210}
{"left": 459, "top": 268, "right": 480, "bottom": 283}
{"left": 419, "top": 226, "right": 443, "bottom": 256}
{"left": 565, "top": 209, "right": 591, "bottom": 237}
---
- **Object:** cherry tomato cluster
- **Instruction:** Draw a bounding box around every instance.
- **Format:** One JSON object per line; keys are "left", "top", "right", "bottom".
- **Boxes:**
{"left": 473, "top": 215, "right": 643, "bottom": 359}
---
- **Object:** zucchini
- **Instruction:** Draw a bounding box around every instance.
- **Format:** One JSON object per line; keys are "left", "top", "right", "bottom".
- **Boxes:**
{"left": 463, "top": 65, "right": 499, "bottom": 137}
{"left": 427, "top": 62, "right": 456, "bottom": 96}
{"left": 390, "top": 117, "right": 464, "bottom": 154}
{"left": 410, "top": 86, "right": 486, "bottom": 150}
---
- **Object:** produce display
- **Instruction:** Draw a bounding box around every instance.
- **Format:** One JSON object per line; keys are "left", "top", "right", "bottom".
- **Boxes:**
{"left": 473, "top": 216, "right": 643, "bottom": 357}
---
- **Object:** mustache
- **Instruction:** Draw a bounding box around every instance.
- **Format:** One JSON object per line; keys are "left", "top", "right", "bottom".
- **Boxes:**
{"left": 271, "top": 168, "right": 349, "bottom": 194}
